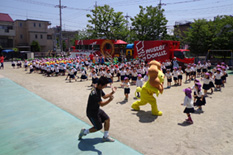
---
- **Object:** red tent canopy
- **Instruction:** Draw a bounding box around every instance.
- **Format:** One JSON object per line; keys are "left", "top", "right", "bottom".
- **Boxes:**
{"left": 114, "top": 40, "right": 127, "bottom": 45}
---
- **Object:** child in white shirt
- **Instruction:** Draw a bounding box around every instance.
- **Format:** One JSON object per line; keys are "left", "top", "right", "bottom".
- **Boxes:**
{"left": 181, "top": 88, "right": 194, "bottom": 124}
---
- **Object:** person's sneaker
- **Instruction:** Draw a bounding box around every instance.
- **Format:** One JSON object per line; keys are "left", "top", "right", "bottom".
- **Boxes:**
{"left": 102, "top": 136, "right": 115, "bottom": 142}
{"left": 78, "top": 128, "right": 86, "bottom": 140}
{"left": 187, "top": 120, "right": 193, "bottom": 124}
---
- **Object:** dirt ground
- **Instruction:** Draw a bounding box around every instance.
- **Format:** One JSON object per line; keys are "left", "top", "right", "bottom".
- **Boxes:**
{"left": 1, "top": 62, "right": 233, "bottom": 155}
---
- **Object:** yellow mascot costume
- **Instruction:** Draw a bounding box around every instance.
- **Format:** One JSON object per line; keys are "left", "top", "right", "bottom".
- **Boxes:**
{"left": 131, "top": 60, "right": 164, "bottom": 116}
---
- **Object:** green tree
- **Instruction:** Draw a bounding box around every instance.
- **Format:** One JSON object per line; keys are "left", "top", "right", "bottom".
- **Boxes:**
{"left": 86, "top": 4, "right": 128, "bottom": 40}
{"left": 130, "top": 5, "right": 168, "bottom": 40}
{"left": 211, "top": 15, "right": 233, "bottom": 50}
{"left": 184, "top": 16, "right": 233, "bottom": 55}
{"left": 184, "top": 19, "right": 213, "bottom": 55}
{"left": 31, "top": 40, "right": 40, "bottom": 52}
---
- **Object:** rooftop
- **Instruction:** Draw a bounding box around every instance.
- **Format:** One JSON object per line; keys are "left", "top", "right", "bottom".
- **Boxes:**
{"left": 0, "top": 13, "right": 13, "bottom": 22}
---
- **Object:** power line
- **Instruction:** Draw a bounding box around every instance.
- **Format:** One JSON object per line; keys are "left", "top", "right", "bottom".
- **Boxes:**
{"left": 15, "top": 0, "right": 91, "bottom": 11}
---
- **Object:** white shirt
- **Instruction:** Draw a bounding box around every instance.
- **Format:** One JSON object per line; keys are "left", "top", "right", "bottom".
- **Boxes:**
{"left": 131, "top": 71, "right": 138, "bottom": 77}
{"left": 172, "top": 70, "right": 178, "bottom": 78}
{"left": 165, "top": 72, "right": 172, "bottom": 79}
{"left": 191, "top": 67, "right": 197, "bottom": 72}
{"left": 203, "top": 64, "right": 208, "bottom": 69}
{"left": 120, "top": 70, "right": 126, "bottom": 76}
{"left": 177, "top": 70, "right": 183, "bottom": 75}
{"left": 136, "top": 78, "right": 143, "bottom": 87}
{"left": 202, "top": 78, "right": 210, "bottom": 84}
{"left": 185, "top": 68, "right": 191, "bottom": 73}
{"left": 55, "top": 66, "right": 59, "bottom": 72}
{"left": 90, "top": 73, "right": 98, "bottom": 78}
{"left": 197, "top": 64, "right": 202, "bottom": 69}
{"left": 126, "top": 70, "right": 131, "bottom": 76}
{"left": 105, "top": 73, "right": 112, "bottom": 78}
{"left": 183, "top": 96, "right": 194, "bottom": 108}
{"left": 214, "top": 73, "right": 222, "bottom": 80}
{"left": 123, "top": 82, "right": 130, "bottom": 88}
{"left": 81, "top": 70, "right": 86, "bottom": 75}
{"left": 143, "top": 75, "right": 149, "bottom": 82}
{"left": 194, "top": 88, "right": 203, "bottom": 97}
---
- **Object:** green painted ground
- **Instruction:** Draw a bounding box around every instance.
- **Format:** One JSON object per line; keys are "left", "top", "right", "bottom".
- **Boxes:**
{"left": 0, "top": 78, "right": 142, "bottom": 155}
{"left": 227, "top": 70, "right": 233, "bottom": 75}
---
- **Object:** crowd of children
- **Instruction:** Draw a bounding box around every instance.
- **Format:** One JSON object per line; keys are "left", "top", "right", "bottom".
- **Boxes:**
{"left": 180, "top": 61, "right": 229, "bottom": 124}
{"left": 13, "top": 57, "right": 230, "bottom": 124}
{"left": 14, "top": 57, "right": 150, "bottom": 102}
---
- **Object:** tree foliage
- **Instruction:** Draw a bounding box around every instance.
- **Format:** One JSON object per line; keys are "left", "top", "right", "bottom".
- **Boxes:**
{"left": 31, "top": 40, "right": 40, "bottom": 52}
{"left": 184, "top": 16, "right": 233, "bottom": 55}
{"left": 86, "top": 5, "right": 128, "bottom": 40}
{"left": 130, "top": 5, "right": 168, "bottom": 40}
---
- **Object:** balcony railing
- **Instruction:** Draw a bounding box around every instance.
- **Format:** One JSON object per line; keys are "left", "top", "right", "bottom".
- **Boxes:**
{"left": 0, "top": 29, "right": 15, "bottom": 36}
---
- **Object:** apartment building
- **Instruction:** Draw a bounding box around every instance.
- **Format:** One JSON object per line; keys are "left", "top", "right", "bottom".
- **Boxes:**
{"left": 0, "top": 13, "right": 15, "bottom": 49}
{"left": 14, "top": 19, "right": 53, "bottom": 52}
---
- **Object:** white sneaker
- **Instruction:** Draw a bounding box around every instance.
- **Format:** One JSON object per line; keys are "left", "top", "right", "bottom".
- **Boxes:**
{"left": 102, "top": 136, "right": 115, "bottom": 142}
{"left": 78, "top": 128, "right": 86, "bottom": 140}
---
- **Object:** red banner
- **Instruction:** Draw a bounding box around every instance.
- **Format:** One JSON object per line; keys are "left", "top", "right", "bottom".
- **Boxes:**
{"left": 134, "top": 41, "right": 170, "bottom": 62}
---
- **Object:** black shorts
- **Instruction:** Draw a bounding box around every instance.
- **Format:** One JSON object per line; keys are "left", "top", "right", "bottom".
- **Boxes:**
{"left": 124, "top": 88, "right": 130, "bottom": 94}
{"left": 203, "top": 84, "right": 210, "bottom": 90}
{"left": 162, "top": 69, "right": 166, "bottom": 74}
{"left": 183, "top": 107, "right": 195, "bottom": 113}
{"left": 197, "top": 69, "right": 201, "bottom": 73}
{"left": 202, "top": 69, "right": 207, "bottom": 73}
{"left": 81, "top": 75, "right": 87, "bottom": 79}
{"left": 173, "top": 77, "right": 178, "bottom": 81}
{"left": 215, "top": 79, "right": 222, "bottom": 85}
{"left": 186, "top": 72, "right": 190, "bottom": 76}
{"left": 132, "top": 76, "right": 137, "bottom": 81}
{"left": 107, "top": 78, "right": 112, "bottom": 83}
{"left": 178, "top": 75, "right": 182, "bottom": 80}
{"left": 221, "top": 76, "right": 226, "bottom": 81}
{"left": 167, "top": 78, "right": 172, "bottom": 83}
{"left": 194, "top": 97, "right": 206, "bottom": 106}
{"left": 92, "top": 78, "right": 98, "bottom": 84}
{"left": 87, "top": 109, "right": 109, "bottom": 130}
{"left": 209, "top": 81, "right": 215, "bottom": 88}
{"left": 121, "top": 75, "right": 125, "bottom": 81}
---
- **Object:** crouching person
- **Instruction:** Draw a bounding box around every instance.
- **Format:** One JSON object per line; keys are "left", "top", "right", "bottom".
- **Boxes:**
{"left": 79, "top": 77, "right": 117, "bottom": 142}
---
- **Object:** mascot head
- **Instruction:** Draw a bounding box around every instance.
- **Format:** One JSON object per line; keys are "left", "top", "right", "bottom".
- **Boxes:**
{"left": 148, "top": 60, "right": 165, "bottom": 94}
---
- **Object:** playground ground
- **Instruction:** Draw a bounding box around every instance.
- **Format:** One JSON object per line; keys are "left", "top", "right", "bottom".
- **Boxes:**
{"left": 1, "top": 62, "right": 233, "bottom": 155}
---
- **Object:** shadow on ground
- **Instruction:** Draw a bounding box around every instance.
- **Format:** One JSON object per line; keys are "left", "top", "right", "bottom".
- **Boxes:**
{"left": 78, "top": 138, "right": 103, "bottom": 155}
{"left": 132, "top": 110, "right": 158, "bottom": 123}
{"left": 177, "top": 121, "right": 193, "bottom": 127}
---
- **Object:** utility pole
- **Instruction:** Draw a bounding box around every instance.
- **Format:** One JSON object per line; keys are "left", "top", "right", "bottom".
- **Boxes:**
{"left": 125, "top": 13, "right": 130, "bottom": 30}
{"left": 95, "top": 1, "right": 97, "bottom": 37}
{"left": 55, "top": 0, "right": 66, "bottom": 55}
{"left": 158, "top": 0, "right": 162, "bottom": 10}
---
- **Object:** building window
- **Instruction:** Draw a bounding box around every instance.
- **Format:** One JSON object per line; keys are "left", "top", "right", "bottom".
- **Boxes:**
{"left": 39, "top": 23, "right": 41, "bottom": 27}
{"left": 19, "top": 23, "right": 22, "bottom": 27}
{"left": 40, "top": 34, "right": 43, "bottom": 39}
{"left": 20, "top": 34, "right": 23, "bottom": 39}
{"left": 47, "top": 35, "right": 52, "bottom": 40}
{"left": 35, "top": 34, "right": 37, "bottom": 39}
{"left": 34, "top": 23, "right": 36, "bottom": 27}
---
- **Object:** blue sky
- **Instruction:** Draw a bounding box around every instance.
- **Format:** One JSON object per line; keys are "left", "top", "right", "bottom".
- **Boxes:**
{"left": 1, "top": 0, "right": 233, "bottom": 33}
